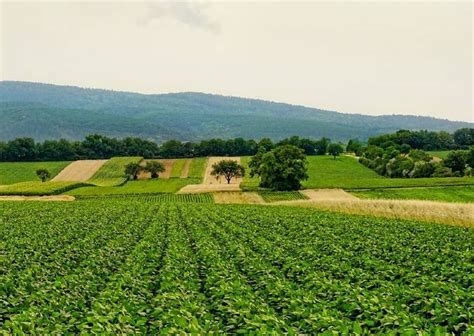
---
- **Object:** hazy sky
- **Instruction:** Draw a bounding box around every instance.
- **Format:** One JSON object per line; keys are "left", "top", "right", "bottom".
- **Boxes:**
{"left": 1, "top": 1, "right": 472, "bottom": 122}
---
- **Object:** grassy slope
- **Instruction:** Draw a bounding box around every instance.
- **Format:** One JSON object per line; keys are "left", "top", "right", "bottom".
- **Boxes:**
{"left": 188, "top": 157, "right": 207, "bottom": 180}
{"left": 353, "top": 186, "right": 474, "bottom": 203}
{"left": 0, "top": 161, "right": 70, "bottom": 185}
{"left": 0, "top": 181, "right": 88, "bottom": 195}
{"left": 170, "top": 159, "right": 187, "bottom": 178}
{"left": 67, "top": 178, "right": 201, "bottom": 196}
{"left": 241, "top": 155, "right": 474, "bottom": 190}
{"left": 88, "top": 157, "right": 142, "bottom": 186}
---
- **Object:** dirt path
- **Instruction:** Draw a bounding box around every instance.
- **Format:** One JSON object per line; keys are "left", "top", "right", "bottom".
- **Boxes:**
{"left": 138, "top": 159, "right": 175, "bottom": 179}
{"left": 180, "top": 159, "right": 192, "bottom": 178}
{"left": 52, "top": 160, "right": 107, "bottom": 182}
{"left": 178, "top": 156, "right": 242, "bottom": 193}
{"left": 0, "top": 195, "right": 75, "bottom": 201}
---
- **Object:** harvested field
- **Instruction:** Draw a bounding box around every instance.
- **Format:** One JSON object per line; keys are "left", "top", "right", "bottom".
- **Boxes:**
{"left": 276, "top": 198, "right": 474, "bottom": 227}
{"left": 138, "top": 160, "right": 174, "bottom": 179}
{"left": 0, "top": 195, "right": 75, "bottom": 201}
{"left": 180, "top": 159, "right": 192, "bottom": 178}
{"left": 214, "top": 192, "right": 265, "bottom": 204}
{"left": 179, "top": 156, "right": 242, "bottom": 193}
{"left": 301, "top": 189, "right": 358, "bottom": 201}
{"left": 52, "top": 160, "right": 107, "bottom": 182}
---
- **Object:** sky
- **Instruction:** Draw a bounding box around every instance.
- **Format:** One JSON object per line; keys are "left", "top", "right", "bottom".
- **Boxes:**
{"left": 1, "top": 0, "right": 472, "bottom": 122}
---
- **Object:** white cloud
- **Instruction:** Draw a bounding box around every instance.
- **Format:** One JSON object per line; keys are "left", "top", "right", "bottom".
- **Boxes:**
{"left": 138, "top": 1, "right": 220, "bottom": 33}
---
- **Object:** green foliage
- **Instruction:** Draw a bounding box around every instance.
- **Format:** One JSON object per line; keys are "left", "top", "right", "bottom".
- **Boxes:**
{"left": 353, "top": 186, "right": 474, "bottom": 203}
{"left": 89, "top": 157, "right": 143, "bottom": 186}
{"left": 67, "top": 178, "right": 202, "bottom": 196}
{"left": 0, "top": 181, "right": 88, "bottom": 195}
{"left": 327, "top": 143, "right": 344, "bottom": 159}
{"left": 124, "top": 162, "right": 143, "bottom": 180}
{"left": 250, "top": 145, "right": 308, "bottom": 190}
{"left": 35, "top": 168, "right": 51, "bottom": 182}
{"left": 0, "top": 161, "right": 70, "bottom": 184}
{"left": 1, "top": 201, "right": 472, "bottom": 334}
{"left": 144, "top": 161, "right": 165, "bottom": 179}
{"left": 443, "top": 151, "right": 467, "bottom": 175}
{"left": 259, "top": 191, "right": 308, "bottom": 202}
{"left": 210, "top": 160, "right": 245, "bottom": 184}
{"left": 346, "top": 139, "right": 363, "bottom": 156}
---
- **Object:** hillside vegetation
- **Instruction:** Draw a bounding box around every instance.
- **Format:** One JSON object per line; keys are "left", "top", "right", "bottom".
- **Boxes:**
{"left": 353, "top": 186, "right": 474, "bottom": 203}
{"left": 1, "top": 81, "right": 471, "bottom": 142}
{"left": 88, "top": 157, "right": 142, "bottom": 186}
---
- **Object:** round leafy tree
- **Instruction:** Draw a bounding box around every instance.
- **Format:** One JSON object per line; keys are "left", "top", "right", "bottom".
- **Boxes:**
{"left": 211, "top": 160, "right": 245, "bottom": 184}
{"left": 250, "top": 145, "right": 308, "bottom": 190}
{"left": 145, "top": 161, "right": 165, "bottom": 179}
{"left": 36, "top": 168, "right": 51, "bottom": 182}
{"left": 124, "top": 162, "right": 143, "bottom": 180}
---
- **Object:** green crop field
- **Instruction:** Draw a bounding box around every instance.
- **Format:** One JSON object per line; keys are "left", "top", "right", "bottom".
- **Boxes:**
{"left": 353, "top": 186, "right": 474, "bottom": 203}
{"left": 428, "top": 151, "right": 450, "bottom": 159}
{"left": 170, "top": 159, "right": 187, "bottom": 178}
{"left": 0, "top": 161, "right": 70, "bottom": 185}
{"left": 188, "top": 157, "right": 207, "bottom": 179}
{"left": 1, "top": 200, "right": 471, "bottom": 334}
{"left": 88, "top": 157, "right": 143, "bottom": 186}
{"left": 67, "top": 178, "right": 201, "bottom": 196}
{"left": 0, "top": 181, "right": 88, "bottom": 195}
{"left": 259, "top": 190, "right": 308, "bottom": 202}
{"left": 241, "top": 155, "right": 474, "bottom": 190}
{"left": 76, "top": 193, "right": 214, "bottom": 203}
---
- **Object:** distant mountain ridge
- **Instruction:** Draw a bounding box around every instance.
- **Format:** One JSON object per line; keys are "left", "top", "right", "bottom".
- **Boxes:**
{"left": 0, "top": 81, "right": 471, "bottom": 142}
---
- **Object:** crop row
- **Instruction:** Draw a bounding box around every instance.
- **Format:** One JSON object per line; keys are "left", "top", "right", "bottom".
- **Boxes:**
{"left": 1, "top": 200, "right": 472, "bottom": 334}
{"left": 75, "top": 193, "right": 214, "bottom": 203}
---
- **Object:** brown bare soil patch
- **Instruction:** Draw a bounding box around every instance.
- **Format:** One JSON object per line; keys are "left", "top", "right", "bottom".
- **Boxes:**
{"left": 138, "top": 159, "right": 175, "bottom": 180}
{"left": 301, "top": 189, "right": 358, "bottom": 201}
{"left": 52, "top": 160, "right": 107, "bottom": 182}
{"left": 214, "top": 192, "right": 265, "bottom": 204}
{"left": 203, "top": 157, "right": 242, "bottom": 185}
{"left": 180, "top": 159, "right": 192, "bottom": 178}
{"left": 275, "top": 198, "right": 474, "bottom": 227}
{"left": 0, "top": 195, "right": 75, "bottom": 201}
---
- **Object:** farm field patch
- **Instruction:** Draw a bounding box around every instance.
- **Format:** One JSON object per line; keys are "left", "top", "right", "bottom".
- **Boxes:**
{"left": 1, "top": 200, "right": 471, "bottom": 334}
{"left": 52, "top": 160, "right": 107, "bottom": 182}
{"left": 188, "top": 157, "right": 207, "bottom": 180}
{"left": 241, "top": 155, "right": 474, "bottom": 190}
{"left": 259, "top": 190, "right": 308, "bottom": 202}
{"left": 88, "top": 156, "right": 142, "bottom": 186}
{"left": 75, "top": 193, "right": 213, "bottom": 203}
{"left": 0, "top": 181, "right": 88, "bottom": 196}
{"left": 353, "top": 186, "right": 474, "bottom": 203}
{"left": 0, "top": 161, "right": 70, "bottom": 184}
{"left": 66, "top": 178, "right": 201, "bottom": 196}
{"left": 427, "top": 151, "right": 451, "bottom": 159}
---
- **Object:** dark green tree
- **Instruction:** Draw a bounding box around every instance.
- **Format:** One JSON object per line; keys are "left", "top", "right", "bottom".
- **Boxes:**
{"left": 443, "top": 151, "right": 467, "bottom": 175}
{"left": 327, "top": 143, "right": 344, "bottom": 160}
{"left": 124, "top": 162, "right": 143, "bottom": 180}
{"left": 145, "top": 161, "right": 165, "bottom": 179}
{"left": 210, "top": 160, "right": 245, "bottom": 184}
{"left": 250, "top": 145, "right": 308, "bottom": 190}
{"left": 36, "top": 168, "right": 51, "bottom": 182}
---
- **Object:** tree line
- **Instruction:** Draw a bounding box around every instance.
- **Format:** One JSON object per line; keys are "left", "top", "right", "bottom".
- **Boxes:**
{"left": 0, "top": 134, "right": 335, "bottom": 162}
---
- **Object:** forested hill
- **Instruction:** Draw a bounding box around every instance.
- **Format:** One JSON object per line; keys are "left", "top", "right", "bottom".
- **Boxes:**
{"left": 1, "top": 81, "right": 471, "bottom": 142}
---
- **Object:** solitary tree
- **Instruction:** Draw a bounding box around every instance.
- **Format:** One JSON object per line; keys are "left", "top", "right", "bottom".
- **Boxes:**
{"left": 211, "top": 160, "right": 245, "bottom": 184}
{"left": 124, "top": 162, "right": 143, "bottom": 180}
{"left": 145, "top": 161, "right": 165, "bottom": 179}
{"left": 36, "top": 168, "right": 51, "bottom": 182}
{"left": 250, "top": 145, "right": 308, "bottom": 190}
{"left": 328, "top": 143, "right": 344, "bottom": 160}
